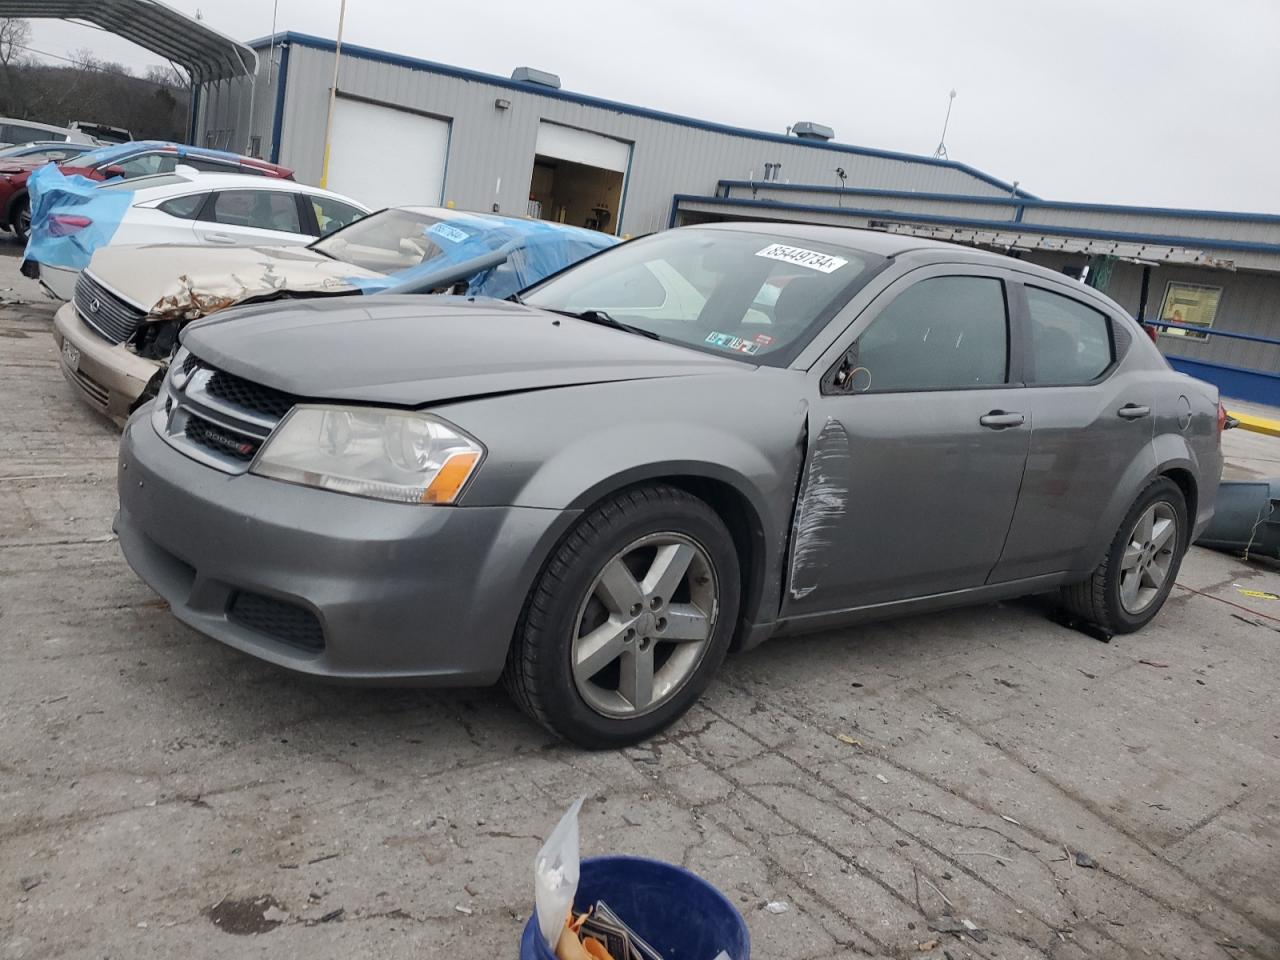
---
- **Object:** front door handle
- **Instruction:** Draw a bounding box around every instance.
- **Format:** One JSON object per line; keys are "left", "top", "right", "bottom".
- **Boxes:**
{"left": 202, "top": 232, "right": 238, "bottom": 245}
{"left": 1118, "top": 404, "right": 1151, "bottom": 420}
{"left": 979, "top": 410, "right": 1025, "bottom": 429}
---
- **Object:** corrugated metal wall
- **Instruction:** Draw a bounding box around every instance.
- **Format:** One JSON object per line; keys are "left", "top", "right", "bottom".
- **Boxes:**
{"left": 1018, "top": 253, "right": 1280, "bottom": 371}
{"left": 194, "top": 51, "right": 279, "bottom": 159}
{"left": 231, "top": 41, "right": 1018, "bottom": 235}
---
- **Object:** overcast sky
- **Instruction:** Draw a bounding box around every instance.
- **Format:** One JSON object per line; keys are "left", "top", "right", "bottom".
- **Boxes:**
{"left": 26, "top": 0, "right": 1280, "bottom": 213}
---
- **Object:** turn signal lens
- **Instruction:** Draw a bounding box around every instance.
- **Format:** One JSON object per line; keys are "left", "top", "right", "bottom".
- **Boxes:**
{"left": 422, "top": 451, "right": 481, "bottom": 503}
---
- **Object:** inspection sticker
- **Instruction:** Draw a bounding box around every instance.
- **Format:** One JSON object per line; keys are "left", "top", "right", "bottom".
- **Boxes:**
{"left": 755, "top": 242, "right": 848, "bottom": 273}
{"left": 428, "top": 222, "right": 470, "bottom": 244}
{"left": 705, "top": 331, "right": 761, "bottom": 355}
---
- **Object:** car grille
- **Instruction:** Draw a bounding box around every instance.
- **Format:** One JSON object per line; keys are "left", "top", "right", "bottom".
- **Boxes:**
{"left": 228, "top": 591, "right": 325, "bottom": 652}
{"left": 207, "top": 370, "right": 298, "bottom": 420}
{"left": 153, "top": 349, "right": 302, "bottom": 474}
{"left": 75, "top": 271, "right": 145, "bottom": 345}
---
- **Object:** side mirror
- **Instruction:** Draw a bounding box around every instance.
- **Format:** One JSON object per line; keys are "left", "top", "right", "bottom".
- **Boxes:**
{"left": 822, "top": 344, "right": 859, "bottom": 395}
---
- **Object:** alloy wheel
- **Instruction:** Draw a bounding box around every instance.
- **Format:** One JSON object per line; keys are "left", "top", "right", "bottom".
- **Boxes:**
{"left": 1118, "top": 501, "right": 1178, "bottom": 614}
{"left": 571, "top": 532, "right": 719, "bottom": 718}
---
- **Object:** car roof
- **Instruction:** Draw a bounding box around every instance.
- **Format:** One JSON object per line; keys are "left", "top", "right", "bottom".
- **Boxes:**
{"left": 690, "top": 219, "right": 968, "bottom": 256}
{"left": 0, "top": 117, "right": 73, "bottom": 133}
{"left": 120, "top": 171, "right": 368, "bottom": 208}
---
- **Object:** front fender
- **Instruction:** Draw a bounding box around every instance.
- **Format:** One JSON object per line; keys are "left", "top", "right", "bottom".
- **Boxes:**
{"left": 434, "top": 374, "right": 810, "bottom": 634}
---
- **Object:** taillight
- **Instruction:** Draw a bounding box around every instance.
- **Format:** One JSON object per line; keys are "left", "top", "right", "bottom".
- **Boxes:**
{"left": 1144, "top": 322, "right": 1159, "bottom": 344}
{"left": 1217, "top": 401, "right": 1228, "bottom": 443}
{"left": 48, "top": 213, "right": 92, "bottom": 237}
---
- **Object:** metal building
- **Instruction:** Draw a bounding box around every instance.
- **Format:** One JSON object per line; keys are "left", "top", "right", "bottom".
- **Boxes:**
{"left": 197, "top": 32, "right": 1031, "bottom": 236}
{"left": 199, "top": 31, "right": 1280, "bottom": 403}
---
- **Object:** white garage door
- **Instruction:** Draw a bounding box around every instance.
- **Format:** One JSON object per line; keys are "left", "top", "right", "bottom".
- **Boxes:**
{"left": 326, "top": 98, "right": 450, "bottom": 210}
{"left": 535, "top": 122, "right": 630, "bottom": 172}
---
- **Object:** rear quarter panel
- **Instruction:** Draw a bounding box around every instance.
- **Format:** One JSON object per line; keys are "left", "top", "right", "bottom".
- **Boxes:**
{"left": 1151, "top": 370, "right": 1222, "bottom": 538}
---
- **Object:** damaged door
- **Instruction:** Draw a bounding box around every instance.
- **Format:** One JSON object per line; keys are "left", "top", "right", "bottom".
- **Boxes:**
{"left": 784, "top": 269, "right": 1032, "bottom": 617}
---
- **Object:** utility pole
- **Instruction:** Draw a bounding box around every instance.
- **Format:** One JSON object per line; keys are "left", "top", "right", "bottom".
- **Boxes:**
{"left": 932, "top": 89, "right": 956, "bottom": 160}
{"left": 319, "top": 0, "right": 348, "bottom": 188}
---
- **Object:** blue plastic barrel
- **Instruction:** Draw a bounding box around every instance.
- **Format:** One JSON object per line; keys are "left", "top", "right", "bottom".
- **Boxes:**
{"left": 519, "top": 855, "right": 750, "bottom": 960}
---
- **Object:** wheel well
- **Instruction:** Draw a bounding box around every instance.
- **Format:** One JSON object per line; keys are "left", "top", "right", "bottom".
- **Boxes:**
{"left": 1161, "top": 467, "right": 1197, "bottom": 527}
{"left": 4, "top": 188, "right": 26, "bottom": 224}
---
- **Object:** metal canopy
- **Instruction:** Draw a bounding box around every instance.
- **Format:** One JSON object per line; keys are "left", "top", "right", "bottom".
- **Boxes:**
{"left": 0, "top": 0, "right": 257, "bottom": 83}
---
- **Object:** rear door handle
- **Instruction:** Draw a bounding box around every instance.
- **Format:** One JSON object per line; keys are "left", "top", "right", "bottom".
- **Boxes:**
{"left": 979, "top": 410, "right": 1025, "bottom": 429}
{"left": 202, "top": 232, "right": 238, "bottom": 245}
{"left": 1118, "top": 404, "right": 1151, "bottom": 420}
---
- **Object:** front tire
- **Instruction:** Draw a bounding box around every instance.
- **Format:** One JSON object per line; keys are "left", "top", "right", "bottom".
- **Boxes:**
{"left": 503, "top": 484, "right": 740, "bottom": 749}
{"left": 1060, "top": 477, "right": 1188, "bottom": 634}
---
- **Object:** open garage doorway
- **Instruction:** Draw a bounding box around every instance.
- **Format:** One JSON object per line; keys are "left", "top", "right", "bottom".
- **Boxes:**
{"left": 528, "top": 122, "right": 629, "bottom": 235}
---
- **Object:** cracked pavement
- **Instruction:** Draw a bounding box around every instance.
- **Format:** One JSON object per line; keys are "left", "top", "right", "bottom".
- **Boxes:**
{"left": 1, "top": 248, "right": 1278, "bottom": 959}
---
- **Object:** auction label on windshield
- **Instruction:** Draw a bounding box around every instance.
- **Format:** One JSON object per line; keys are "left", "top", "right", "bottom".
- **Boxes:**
{"left": 428, "top": 222, "right": 470, "bottom": 244}
{"left": 755, "top": 243, "right": 848, "bottom": 273}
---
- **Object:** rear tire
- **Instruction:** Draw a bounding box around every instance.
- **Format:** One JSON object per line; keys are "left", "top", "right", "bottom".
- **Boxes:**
{"left": 503, "top": 484, "right": 740, "bottom": 749}
{"left": 1060, "top": 477, "right": 1188, "bottom": 634}
{"left": 11, "top": 195, "right": 29, "bottom": 241}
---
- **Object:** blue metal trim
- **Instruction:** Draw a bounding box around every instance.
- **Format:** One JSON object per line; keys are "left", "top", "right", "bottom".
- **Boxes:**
{"left": 715, "top": 179, "right": 1280, "bottom": 226}
{"left": 245, "top": 32, "right": 1031, "bottom": 198}
{"left": 438, "top": 117, "right": 453, "bottom": 206}
{"left": 615, "top": 142, "right": 634, "bottom": 236}
{"left": 671, "top": 194, "right": 1280, "bottom": 256}
{"left": 269, "top": 41, "right": 290, "bottom": 165}
{"left": 1165, "top": 356, "right": 1280, "bottom": 406}
{"left": 1143, "top": 319, "right": 1280, "bottom": 346}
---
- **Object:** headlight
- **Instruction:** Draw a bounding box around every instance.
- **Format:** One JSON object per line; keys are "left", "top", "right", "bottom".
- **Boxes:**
{"left": 251, "top": 405, "right": 484, "bottom": 504}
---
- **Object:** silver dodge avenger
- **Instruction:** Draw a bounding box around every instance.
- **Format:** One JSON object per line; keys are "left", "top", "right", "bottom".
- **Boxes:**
{"left": 115, "top": 223, "right": 1223, "bottom": 747}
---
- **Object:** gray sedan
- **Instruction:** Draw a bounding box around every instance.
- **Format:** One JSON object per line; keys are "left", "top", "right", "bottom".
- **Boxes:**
{"left": 114, "top": 224, "right": 1223, "bottom": 747}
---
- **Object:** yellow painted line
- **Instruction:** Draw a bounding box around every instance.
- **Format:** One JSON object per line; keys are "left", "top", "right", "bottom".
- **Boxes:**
{"left": 1227, "top": 410, "right": 1280, "bottom": 438}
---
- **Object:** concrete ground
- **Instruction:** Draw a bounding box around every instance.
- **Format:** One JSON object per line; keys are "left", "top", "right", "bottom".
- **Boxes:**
{"left": 2, "top": 243, "right": 1278, "bottom": 960}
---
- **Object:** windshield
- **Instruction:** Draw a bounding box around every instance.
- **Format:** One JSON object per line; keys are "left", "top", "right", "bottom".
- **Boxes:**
{"left": 310, "top": 208, "right": 449, "bottom": 273}
{"left": 522, "top": 227, "right": 882, "bottom": 366}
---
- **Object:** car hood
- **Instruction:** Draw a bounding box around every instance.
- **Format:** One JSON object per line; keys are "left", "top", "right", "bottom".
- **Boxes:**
{"left": 182, "top": 295, "right": 744, "bottom": 406}
{"left": 87, "top": 243, "right": 383, "bottom": 320}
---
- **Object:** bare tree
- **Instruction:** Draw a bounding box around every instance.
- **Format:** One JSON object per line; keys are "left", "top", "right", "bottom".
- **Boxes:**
{"left": 145, "top": 63, "right": 189, "bottom": 89}
{"left": 0, "top": 17, "right": 30, "bottom": 67}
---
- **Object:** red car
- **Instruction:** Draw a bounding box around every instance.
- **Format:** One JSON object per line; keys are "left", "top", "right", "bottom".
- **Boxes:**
{"left": 3, "top": 140, "right": 292, "bottom": 239}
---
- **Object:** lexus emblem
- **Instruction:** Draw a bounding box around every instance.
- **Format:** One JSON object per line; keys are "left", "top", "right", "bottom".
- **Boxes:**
{"left": 88, "top": 297, "right": 101, "bottom": 313}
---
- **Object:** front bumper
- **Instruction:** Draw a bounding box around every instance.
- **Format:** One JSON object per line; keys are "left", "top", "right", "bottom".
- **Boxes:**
{"left": 53, "top": 302, "right": 160, "bottom": 427}
{"left": 115, "top": 407, "right": 574, "bottom": 684}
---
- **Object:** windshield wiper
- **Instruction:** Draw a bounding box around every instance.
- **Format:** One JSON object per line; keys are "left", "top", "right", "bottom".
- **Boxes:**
{"left": 552, "top": 309, "right": 661, "bottom": 340}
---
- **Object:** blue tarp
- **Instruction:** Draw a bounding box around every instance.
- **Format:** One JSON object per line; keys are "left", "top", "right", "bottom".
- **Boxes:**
{"left": 22, "top": 164, "right": 132, "bottom": 272}
{"left": 350, "top": 213, "right": 618, "bottom": 299}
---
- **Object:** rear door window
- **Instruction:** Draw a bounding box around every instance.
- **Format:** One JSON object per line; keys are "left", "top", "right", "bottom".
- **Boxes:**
{"left": 854, "top": 276, "right": 1009, "bottom": 392}
{"left": 208, "top": 190, "right": 302, "bottom": 233}
{"left": 111, "top": 152, "right": 177, "bottom": 178}
{"left": 1025, "top": 286, "right": 1114, "bottom": 385}
{"left": 158, "top": 193, "right": 209, "bottom": 219}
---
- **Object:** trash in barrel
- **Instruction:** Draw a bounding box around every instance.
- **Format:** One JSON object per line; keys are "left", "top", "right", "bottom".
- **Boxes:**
{"left": 523, "top": 800, "right": 750, "bottom": 960}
